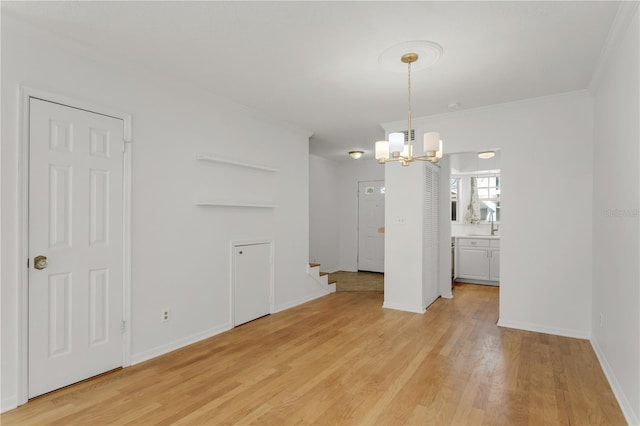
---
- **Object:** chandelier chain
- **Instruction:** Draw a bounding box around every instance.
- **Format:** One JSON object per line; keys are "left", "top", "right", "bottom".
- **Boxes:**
{"left": 407, "top": 59, "right": 412, "bottom": 155}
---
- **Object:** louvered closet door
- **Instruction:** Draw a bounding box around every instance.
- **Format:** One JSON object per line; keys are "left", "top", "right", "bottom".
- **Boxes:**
{"left": 28, "top": 98, "right": 124, "bottom": 398}
{"left": 423, "top": 164, "right": 440, "bottom": 308}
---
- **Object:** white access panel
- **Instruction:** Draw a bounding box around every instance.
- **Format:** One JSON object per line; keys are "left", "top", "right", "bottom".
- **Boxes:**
{"left": 233, "top": 242, "right": 272, "bottom": 326}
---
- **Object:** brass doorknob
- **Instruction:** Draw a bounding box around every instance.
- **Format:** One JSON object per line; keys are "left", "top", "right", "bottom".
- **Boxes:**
{"left": 34, "top": 255, "right": 48, "bottom": 270}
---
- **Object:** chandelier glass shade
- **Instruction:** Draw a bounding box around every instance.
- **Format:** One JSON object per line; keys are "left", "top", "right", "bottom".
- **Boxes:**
{"left": 375, "top": 52, "right": 443, "bottom": 166}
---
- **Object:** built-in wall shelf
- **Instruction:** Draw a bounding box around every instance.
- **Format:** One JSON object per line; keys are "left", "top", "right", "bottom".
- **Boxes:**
{"left": 195, "top": 153, "right": 279, "bottom": 173}
{"left": 195, "top": 201, "right": 278, "bottom": 209}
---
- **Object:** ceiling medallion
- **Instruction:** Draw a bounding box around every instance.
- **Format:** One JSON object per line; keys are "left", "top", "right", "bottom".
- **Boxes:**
{"left": 378, "top": 40, "right": 443, "bottom": 72}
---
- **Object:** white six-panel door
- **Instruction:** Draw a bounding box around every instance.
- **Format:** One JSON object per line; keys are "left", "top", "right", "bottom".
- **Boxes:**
{"left": 358, "top": 180, "right": 385, "bottom": 273}
{"left": 28, "top": 98, "right": 124, "bottom": 398}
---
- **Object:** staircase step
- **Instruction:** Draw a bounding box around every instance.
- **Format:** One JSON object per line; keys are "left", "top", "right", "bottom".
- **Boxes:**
{"left": 321, "top": 272, "right": 337, "bottom": 284}
{"left": 307, "top": 263, "right": 337, "bottom": 288}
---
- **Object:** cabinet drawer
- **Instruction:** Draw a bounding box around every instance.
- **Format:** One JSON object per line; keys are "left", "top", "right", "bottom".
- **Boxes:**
{"left": 490, "top": 239, "right": 500, "bottom": 248}
{"left": 457, "top": 238, "right": 490, "bottom": 248}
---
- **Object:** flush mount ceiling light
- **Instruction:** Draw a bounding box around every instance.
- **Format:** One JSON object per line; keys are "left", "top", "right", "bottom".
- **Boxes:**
{"left": 349, "top": 150, "right": 364, "bottom": 160}
{"left": 375, "top": 41, "right": 444, "bottom": 167}
{"left": 478, "top": 151, "right": 496, "bottom": 159}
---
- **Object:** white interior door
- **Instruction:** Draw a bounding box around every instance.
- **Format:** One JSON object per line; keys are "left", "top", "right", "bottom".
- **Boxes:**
{"left": 358, "top": 180, "right": 385, "bottom": 273}
{"left": 28, "top": 98, "right": 125, "bottom": 398}
{"left": 233, "top": 243, "right": 271, "bottom": 326}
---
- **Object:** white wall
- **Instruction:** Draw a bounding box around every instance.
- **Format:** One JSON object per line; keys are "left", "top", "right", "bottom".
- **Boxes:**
{"left": 450, "top": 150, "right": 501, "bottom": 173}
{"left": 383, "top": 162, "right": 425, "bottom": 313}
{"left": 438, "top": 155, "right": 453, "bottom": 299}
{"left": 383, "top": 90, "right": 594, "bottom": 338}
{"left": 1, "top": 13, "right": 327, "bottom": 411}
{"left": 591, "top": 5, "right": 639, "bottom": 424}
{"left": 309, "top": 155, "right": 340, "bottom": 272}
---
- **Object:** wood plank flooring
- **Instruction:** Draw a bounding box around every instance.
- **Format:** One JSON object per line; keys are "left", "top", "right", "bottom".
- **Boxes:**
{"left": 2, "top": 283, "right": 625, "bottom": 425}
{"left": 329, "top": 270, "right": 384, "bottom": 291}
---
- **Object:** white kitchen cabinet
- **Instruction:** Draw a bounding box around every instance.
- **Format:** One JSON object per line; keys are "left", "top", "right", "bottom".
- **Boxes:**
{"left": 455, "top": 237, "right": 500, "bottom": 284}
{"left": 489, "top": 248, "right": 500, "bottom": 281}
{"left": 457, "top": 247, "right": 490, "bottom": 279}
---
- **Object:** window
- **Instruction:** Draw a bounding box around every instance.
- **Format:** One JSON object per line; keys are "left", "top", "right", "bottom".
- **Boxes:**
{"left": 451, "top": 172, "right": 500, "bottom": 224}
{"left": 476, "top": 175, "right": 500, "bottom": 221}
{"left": 450, "top": 178, "right": 459, "bottom": 221}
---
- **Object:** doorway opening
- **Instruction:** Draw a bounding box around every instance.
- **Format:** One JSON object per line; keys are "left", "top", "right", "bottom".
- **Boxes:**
{"left": 448, "top": 150, "right": 502, "bottom": 310}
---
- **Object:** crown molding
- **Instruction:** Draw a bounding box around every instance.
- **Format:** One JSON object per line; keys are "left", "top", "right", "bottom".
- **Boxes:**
{"left": 588, "top": 1, "right": 640, "bottom": 93}
{"left": 380, "top": 89, "right": 591, "bottom": 132}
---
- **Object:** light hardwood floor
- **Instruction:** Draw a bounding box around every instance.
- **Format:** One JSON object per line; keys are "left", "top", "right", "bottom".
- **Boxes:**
{"left": 2, "top": 283, "right": 625, "bottom": 425}
{"left": 329, "top": 270, "right": 384, "bottom": 292}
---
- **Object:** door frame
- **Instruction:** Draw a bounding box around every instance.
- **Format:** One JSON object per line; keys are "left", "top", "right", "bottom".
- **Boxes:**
{"left": 16, "top": 86, "right": 133, "bottom": 405}
{"left": 229, "top": 239, "right": 275, "bottom": 327}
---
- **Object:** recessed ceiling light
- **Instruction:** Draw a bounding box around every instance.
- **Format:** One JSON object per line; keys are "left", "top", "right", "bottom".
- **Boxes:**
{"left": 448, "top": 102, "right": 461, "bottom": 109}
{"left": 478, "top": 151, "right": 496, "bottom": 159}
{"left": 349, "top": 150, "right": 364, "bottom": 160}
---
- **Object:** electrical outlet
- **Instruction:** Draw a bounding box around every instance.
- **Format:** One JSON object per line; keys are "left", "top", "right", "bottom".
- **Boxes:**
{"left": 162, "top": 309, "right": 170, "bottom": 322}
{"left": 599, "top": 313, "right": 604, "bottom": 327}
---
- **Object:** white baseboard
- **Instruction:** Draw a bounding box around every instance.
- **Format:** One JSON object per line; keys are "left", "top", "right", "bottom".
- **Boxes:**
{"left": 131, "top": 286, "right": 330, "bottom": 366}
{"left": 273, "top": 289, "right": 330, "bottom": 313}
{"left": 591, "top": 338, "right": 639, "bottom": 426}
{"left": 1, "top": 395, "right": 18, "bottom": 414}
{"left": 130, "top": 322, "right": 232, "bottom": 366}
{"left": 454, "top": 278, "right": 499, "bottom": 286}
{"left": 496, "top": 319, "right": 590, "bottom": 340}
{"left": 382, "top": 301, "right": 426, "bottom": 314}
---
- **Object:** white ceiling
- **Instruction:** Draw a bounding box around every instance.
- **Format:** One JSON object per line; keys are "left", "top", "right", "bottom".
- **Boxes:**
{"left": 3, "top": 1, "right": 620, "bottom": 161}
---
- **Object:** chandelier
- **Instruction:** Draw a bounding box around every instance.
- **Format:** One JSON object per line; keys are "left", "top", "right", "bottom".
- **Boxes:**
{"left": 375, "top": 52, "right": 442, "bottom": 166}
